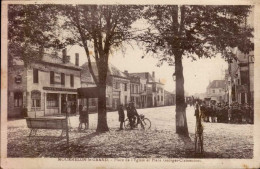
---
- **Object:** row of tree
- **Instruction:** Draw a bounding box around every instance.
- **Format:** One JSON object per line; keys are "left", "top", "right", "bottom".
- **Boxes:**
{"left": 8, "top": 5, "right": 253, "bottom": 136}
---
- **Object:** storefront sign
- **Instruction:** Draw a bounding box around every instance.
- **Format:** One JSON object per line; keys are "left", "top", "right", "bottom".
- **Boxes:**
{"left": 43, "top": 87, "right": 77, "bottom": 92}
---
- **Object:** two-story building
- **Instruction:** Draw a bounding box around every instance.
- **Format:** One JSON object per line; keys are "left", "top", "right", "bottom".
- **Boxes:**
{"left": 130, "top": 72, "right": 164, "bottom": 107}
{"left": 80, "top": 62, "right": 130, "bottom": 110}
{"left": 8, "top": 49, "right": 81, "bottom": 118}
{"left": 124, "top": 71, "right": 141, "bottom": 108}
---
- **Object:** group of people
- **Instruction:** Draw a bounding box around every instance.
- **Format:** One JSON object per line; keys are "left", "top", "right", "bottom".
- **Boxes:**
{"left": 194, "top": 100, "right": 253, "bottom": 124}
{"left": 118, "top": 102, "right": 141, "bottom": 130}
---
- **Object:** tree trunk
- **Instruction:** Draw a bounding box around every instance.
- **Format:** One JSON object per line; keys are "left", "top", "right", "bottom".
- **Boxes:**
{"left": 96, "top": 84, "right": 109, "bottom": 132}
{"left": 175, "top": 53, "right": 189, "bottom": 136}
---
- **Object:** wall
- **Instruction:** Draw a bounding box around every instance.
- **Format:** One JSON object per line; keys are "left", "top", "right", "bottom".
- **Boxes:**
{"left": 8, "top": 66, "right": 27, "bottom": 118}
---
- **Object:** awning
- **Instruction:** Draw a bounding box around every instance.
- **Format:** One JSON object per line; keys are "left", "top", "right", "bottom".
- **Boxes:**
{"left": 77, "top": 87, "right": 99, "bottom": 98}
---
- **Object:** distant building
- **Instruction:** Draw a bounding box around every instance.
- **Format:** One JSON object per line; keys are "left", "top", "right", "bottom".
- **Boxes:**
{"left": 130, "top": 72, "right": 164, "bottom": 107}
{"left": 206, "top": 80, "right": 226, "bottom": 103}
{"left": 124, "top": 71, "right": 141, "bottom": 108}
{"left": 8, "top": 49, "right": 81, "bottom": 118}
{"left": 164, "top": 90, "right": 175, "bottom": 106}
{"left": 80, "top": 62, "right": 130, "bottom": 110}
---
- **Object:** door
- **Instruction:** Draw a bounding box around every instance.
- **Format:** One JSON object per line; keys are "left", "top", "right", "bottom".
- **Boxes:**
{"left": 241, "top": 93, "right": 245, "bottom": 104}
{"left": 61, "top": 94, "right": 66, "bottom": 114}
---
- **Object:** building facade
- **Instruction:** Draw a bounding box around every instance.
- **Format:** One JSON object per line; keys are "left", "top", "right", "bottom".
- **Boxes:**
{"left": 164, "top": 90, "right": 176, "bottom": 106}
{"left": 125, "top": 71, "right": 141, "bottom": 108}
{"left": 80, "top": 62, "right": 130, "bottom": 110}
{"left": 130, "top": 72, "right": 164, "bottom": 107}
{"left": 225, "top": 49, "right": 254, "bottom": 105}
{"left": 8, "top": 49, "right": 81, "bottom": 118}
{"left": 206, "top": 80, "right": 226, "bottom": 103}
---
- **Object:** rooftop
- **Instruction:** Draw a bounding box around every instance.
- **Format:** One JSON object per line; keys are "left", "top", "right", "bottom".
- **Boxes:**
{"left": 207, "top": 80, "right": 226, "bottom": 89}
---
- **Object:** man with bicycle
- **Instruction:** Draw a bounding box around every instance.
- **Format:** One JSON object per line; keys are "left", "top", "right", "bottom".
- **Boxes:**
{"left": 129, "top": 102, "right": 144, "bottom": 129}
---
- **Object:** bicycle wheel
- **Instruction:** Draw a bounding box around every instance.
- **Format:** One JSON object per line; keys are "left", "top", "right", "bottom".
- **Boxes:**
{"left": 142, "top": 118, "right": 151, "bottom": 129}
{"left": 124, "top": 118, "right": 131, "bottom": 129}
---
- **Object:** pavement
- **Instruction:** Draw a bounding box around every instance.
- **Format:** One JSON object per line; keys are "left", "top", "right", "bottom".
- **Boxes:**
{"left": 7, "top": 106, "right": 253, "bottom": 158}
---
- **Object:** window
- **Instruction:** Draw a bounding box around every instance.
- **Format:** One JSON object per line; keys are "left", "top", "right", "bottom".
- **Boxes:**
{"left": 14, "top": 92, "right": 23, "bottom": 107}
{"left": 212, "top": 90, "right": 215, "bottom": 93}
{"left": 106, "top": 97, "right": 110, "bottom": 106}
{"left": 136, "top": 85, "right": 138, "bottom": 93}
{"left": 114, "top": 82, "right": 120, "bottom": 89}
{"left": 158, "top": 96, "right": 159, "bottom": 101}
{"left": 219, "top": 89, "right": 221, "bottom": 92}
{"left": 33, "top": 69, "right": 39, "bottom": 83}
{"left": 47, "top": 93, "right": 58, "bottom": 107}
{"left": 144, "top": 85, "right": 146, "bottom": 91}
{"left": 140, "top": 84, "right": 142, "bottom": 92}
{"left": 161, "top": 96, "right": 163, "bottom": 101}
{"left": 125, "top": 96, "right": 127, "bottom": 105}
{"left": 61, "top": 73, "right": 65, "bottom": 85}
{"left": 31, "top": 90, "right": 41, "bottom": 108}
{"left": 91, "top": 98, "right": 96, "bottom": 106}
{"left": 70, "top": 74, "right": 74, "bottom": 87}
{"left": 50, "top": 71, "right": 54, "bottom": 84}
{"left": 240, "top": 71, "right": 247, "bottom": 85}
{"left": 124, "top": 83, "right": 127, "bottom": 91}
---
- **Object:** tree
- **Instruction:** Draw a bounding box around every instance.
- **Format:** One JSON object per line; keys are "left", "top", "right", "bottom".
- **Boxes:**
{"left": 141, "top": 5, "right": 253, "bottom": 136}
{"left": 60, "top": 5, "right": 143, "bottom": 132}
{"left": 8, "top": 5, "right": 62, "bottom": 67}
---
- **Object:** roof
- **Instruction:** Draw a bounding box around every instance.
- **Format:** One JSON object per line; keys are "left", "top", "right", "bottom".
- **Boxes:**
{"left": 129, "top": 72, "right": 163, "bottom": 84}
{"left": 41, "top": 53, "right": 81, "bottom": 70}
{"left": 12, "top": 53, "right": 81, "bottom": 70}
{"left": 77, "top": 87, "right": 99, "bottom": 98}
{"left": 80, "top": 62, "right": 128, "bottom": 84}
{"left": 207, "top": 80, "right": 226, "bottom": 89}
{"left": 164, "top": 90, "right": 175, "bottom": 95}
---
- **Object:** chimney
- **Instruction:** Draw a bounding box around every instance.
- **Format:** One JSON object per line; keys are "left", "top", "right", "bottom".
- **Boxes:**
{"left": 152, "top": 71, "right": 155, "bottom": 78}
{"left": 124, "top": 70, "right": 128, "bottom": 76}
{"left": 75, "top": 53, "right": 79, "bottom": 66}
{"left": 62, "top": 48, "right": 67, "bottom": 63}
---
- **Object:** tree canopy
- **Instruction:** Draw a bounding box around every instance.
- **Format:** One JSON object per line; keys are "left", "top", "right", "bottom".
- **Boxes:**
{"left": 8, "top": 5, "right": 63, "bottom": 67}
{"left": 141, "top": 5, "right": 253, "bottom": 65}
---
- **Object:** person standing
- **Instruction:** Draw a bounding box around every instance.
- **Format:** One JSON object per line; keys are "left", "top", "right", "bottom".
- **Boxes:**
{"left": 126, "top": 103, "right": 134, "bottom": 129}
{"left": 79, "top": 105, "right": 88, "bottom": 130}
{"left": 194, "top": 103, "right": 200, "bottom": 122}
{"left": 118, "top": 104, "right": 125, "bottom": 130}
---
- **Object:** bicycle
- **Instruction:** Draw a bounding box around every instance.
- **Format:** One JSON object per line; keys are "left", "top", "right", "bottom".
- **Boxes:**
{"left": 124, "top": 114, "right": 151, "bottom": 130}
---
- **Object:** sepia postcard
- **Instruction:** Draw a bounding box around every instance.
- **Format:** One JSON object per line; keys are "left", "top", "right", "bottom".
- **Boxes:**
{"left": 1, "top": 0, "right": 260, "bottom": 169}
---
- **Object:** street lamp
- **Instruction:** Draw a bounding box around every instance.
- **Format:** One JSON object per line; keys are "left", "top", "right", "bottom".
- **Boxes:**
{"left": 172, "top": 72, "right": 176, "bottom": 81}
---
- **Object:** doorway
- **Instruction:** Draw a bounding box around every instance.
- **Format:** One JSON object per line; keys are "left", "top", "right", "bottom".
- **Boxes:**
{"left": 61, "top": 94, "right": 66, "bottom": 114}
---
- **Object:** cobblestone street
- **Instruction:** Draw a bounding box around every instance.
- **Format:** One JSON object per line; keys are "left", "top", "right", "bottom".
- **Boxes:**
{"left": 7, "top": 106, "right": 253, "bottom": 158}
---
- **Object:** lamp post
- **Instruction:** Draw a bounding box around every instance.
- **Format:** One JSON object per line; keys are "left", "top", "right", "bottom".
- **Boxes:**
{"left": 172, "top": 72, "right": 176, "bottom": 81}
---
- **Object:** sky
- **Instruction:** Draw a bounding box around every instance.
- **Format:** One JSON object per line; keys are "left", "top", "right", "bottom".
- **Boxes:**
{"left": 66, "top": 44, "right": 228, "bottom": 95}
